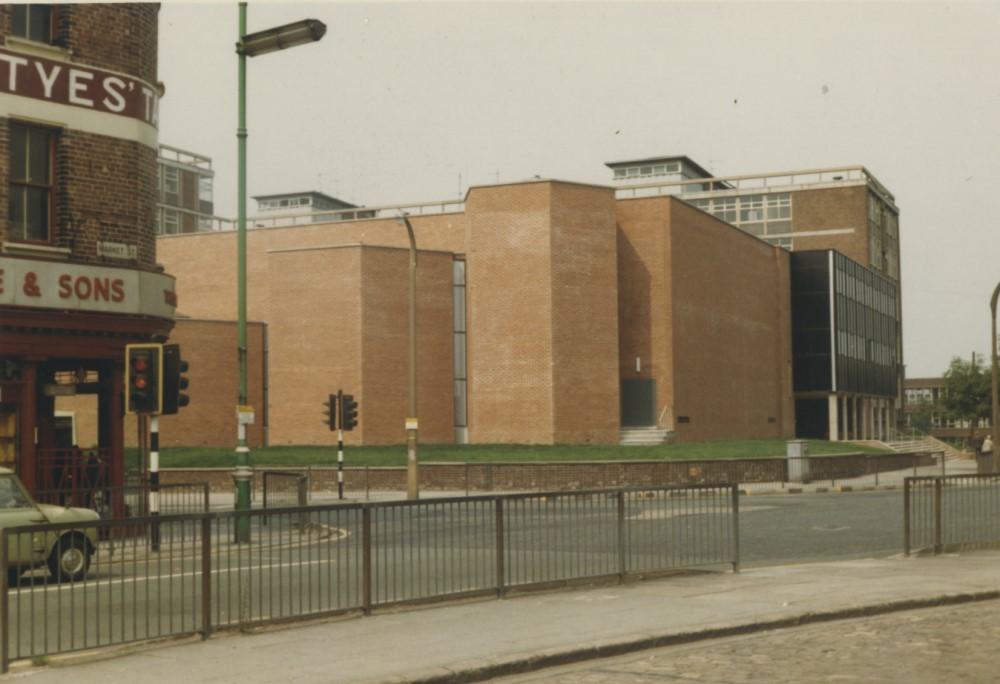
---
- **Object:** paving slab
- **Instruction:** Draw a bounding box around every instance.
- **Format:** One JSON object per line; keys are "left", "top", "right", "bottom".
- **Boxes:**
{"left": 6, "top": 550, "right": 1000, "bottom": 684}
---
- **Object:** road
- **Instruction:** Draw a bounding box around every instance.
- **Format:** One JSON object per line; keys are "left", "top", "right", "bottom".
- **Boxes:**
{"left": 6, "top": 485, "right": 996, "bottom": 664}
{"left": 495, "top": 599, "right": 1000, "bottom": 683}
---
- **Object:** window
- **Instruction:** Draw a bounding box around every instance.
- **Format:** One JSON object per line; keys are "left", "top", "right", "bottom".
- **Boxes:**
{"left": 8, "top": 123, "right": 55, "bottom": 243}
{"left": 163, "top": 209, "right": 179, "bottom": 235}
{"left": 12, "top": 4, "right": 53, "bottom": 43}
{"left": 162, "top": 166, "right": 179, "bottom": 206}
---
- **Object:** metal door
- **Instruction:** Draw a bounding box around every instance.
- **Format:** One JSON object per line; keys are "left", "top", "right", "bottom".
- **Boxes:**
{"left": 621, "top": 379, "right": 656, "bottom": 427}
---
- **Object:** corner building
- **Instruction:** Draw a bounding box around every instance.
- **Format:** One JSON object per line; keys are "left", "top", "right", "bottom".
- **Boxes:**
{"left": 0, "top": 5, "right": 175, "bottom": 498}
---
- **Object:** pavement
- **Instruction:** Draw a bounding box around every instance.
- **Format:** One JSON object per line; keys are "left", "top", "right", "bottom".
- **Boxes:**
{"left": 6, "top": 547, "right": 1000, "bottom": 683}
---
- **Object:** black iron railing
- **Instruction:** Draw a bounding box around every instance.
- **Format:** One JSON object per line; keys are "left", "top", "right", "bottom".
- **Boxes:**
{"left": 904, "top": 473, "right": 1000, "bottom": 555}
{"left": 0, "top": 483, "right": 738, "bottom": 671}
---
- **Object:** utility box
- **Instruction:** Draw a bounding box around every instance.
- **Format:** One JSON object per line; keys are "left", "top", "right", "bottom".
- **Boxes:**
{"left": 787, "top": 440, "right": 811, "bottom": 483}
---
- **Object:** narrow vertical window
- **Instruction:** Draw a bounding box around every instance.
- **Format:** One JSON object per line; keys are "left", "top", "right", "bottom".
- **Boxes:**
{"left": 8, "top": 123, "right": 55, "bottom": 243}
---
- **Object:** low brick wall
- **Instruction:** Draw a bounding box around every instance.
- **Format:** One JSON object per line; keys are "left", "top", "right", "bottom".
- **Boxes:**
{"left": 159, "top": 452, "right": 935, "bottom": 493}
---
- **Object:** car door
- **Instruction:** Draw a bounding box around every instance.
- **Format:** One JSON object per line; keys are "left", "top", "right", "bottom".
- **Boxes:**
{"left": 0, "top": 474, "right": 47, "bottom": 565}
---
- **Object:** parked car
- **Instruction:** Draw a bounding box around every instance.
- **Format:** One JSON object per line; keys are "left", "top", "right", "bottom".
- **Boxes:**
{"left": 0, "top": 467, "right": 100, "bottom": 585}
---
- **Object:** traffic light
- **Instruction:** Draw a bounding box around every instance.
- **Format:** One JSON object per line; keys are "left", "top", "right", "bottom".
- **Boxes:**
{"left": 323, "top": 394, "right": 337, "bottom": 430}
{"left": 162, "top": 344, "right": 191, "bottom": 415}
{"left": 125, "top": 343, "right": 163, "bottom": 414}
{"left": 341, "top": 394, "right": 359, "bottom": 431}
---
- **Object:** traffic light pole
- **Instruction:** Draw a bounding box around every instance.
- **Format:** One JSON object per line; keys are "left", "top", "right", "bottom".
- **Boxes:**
{"left": 149, "top": 414, "right": 160, "bottom": 552}
{"left": 337, "top": 427, "right": 345, "bottom": 500}
{"left": 337, "top": 389, "right": 344, "bottom": 500}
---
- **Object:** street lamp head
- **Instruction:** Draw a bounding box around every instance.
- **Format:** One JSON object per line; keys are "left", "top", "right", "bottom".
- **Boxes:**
{"left": 239, "top": 18, "right": 327, "bottom": 57}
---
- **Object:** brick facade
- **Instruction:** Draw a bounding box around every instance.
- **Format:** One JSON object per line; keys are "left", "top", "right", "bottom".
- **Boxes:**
{"left": 0, "top": 5, "right": 170, "bottom": 496}
{"left": 792, "top": 186, "right": 870, "bottom": 267}
{"left": 154, "top": 175, "right": 896, "bottom": 448}
{"left": 0, "top": 4, "right": 160, "bottom": 270}
{"left": 617, "top": 197, "right": 793, "bottom": 442}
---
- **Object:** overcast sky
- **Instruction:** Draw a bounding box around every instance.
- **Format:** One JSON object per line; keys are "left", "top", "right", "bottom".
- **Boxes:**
{"left": 158, "top": 1, "right": 1000, "bottom": 378}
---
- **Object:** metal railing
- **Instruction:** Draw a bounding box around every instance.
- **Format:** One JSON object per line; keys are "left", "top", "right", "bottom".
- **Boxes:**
{"left": 156, "top": 196, "right": 466, "bottom": 236}
{"left": 903, "top": 473, "right": 1000, "bottom": 555}
{"left": 0, "top": 483, "right": 738, "bottom": 671}
{"left": 34, "top": 483, "right": 211, "bottom": 518}
{"left": 261, "top": 471, "right": 308, "bottom": 510}
{"left": 613, "top": 164, "right": 897, "bottom": 208}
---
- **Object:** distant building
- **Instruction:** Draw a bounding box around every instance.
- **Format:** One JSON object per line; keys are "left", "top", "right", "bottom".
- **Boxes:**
{"left": 903, "top": 376, "right": 992, "bottom": 440}
{"left": 156, "top": 144, "right": 214, "bottom": 235}
{"left": 152, "top": 156, "right": 905, "bottom": 448}
{"left": 252, "top": 191, "right": 375, "bottom": 225}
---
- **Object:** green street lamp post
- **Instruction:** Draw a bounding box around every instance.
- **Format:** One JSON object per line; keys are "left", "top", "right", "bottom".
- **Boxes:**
{"left": 234, "top": 4, "right": 326, "bottom": 542}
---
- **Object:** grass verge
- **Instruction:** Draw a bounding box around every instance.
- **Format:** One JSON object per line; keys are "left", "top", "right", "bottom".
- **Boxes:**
{"left": 135, "top": 439, "right": 890, "bottom": 469}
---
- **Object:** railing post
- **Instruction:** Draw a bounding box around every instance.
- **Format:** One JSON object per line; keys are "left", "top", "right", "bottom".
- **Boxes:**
{"left": 203, "top": 483, "right": 211, "bottom": 513}
{"left": 617, "top": 490, "right": 626, "bottom": 583}
{"left": 933, "top": 478, "right": 943, "bottom": 554}
{"left": 731, "top": 485, "right": 741, "bottom": 572}
{"left": 201, "top": 515, "right": 212, "bottom": 639}
{"left": 362, "top": 506, "right": 372, "bottom": 614}
{"left": 298, "top": 476, "right": 308, "bottom": 530}
{"left": 903, "top": 478, "right": 911, "bottom": 556}
{"left": 1, "top": 529, "right": 9, "bottom": 674}
{"left": 495, "top": 497, "right": 505, "bottom": 597}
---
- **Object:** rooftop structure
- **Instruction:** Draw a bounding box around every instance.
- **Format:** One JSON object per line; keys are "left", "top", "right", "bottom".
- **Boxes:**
{"left": 157, "top": 144, "right": 215, "bottom": 235}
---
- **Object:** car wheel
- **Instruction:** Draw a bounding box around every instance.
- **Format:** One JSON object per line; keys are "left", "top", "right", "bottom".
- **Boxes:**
{"left": 47, "top": 535, "right": 91, "bottom": 582}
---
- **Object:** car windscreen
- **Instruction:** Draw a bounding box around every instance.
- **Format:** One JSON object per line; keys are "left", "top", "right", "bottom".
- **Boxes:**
{"left": 0, "top": 476, "right": 34, "bottom": 509}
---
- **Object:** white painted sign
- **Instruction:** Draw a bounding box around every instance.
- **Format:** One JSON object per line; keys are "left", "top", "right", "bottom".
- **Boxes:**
{"left": 0, "top": 256, "right": 175, "bottom": 319}
{"left": 97, "top": 241, "right": 138, "bottom": 260}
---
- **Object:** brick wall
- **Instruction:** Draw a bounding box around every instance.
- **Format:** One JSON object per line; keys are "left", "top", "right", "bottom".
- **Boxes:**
{"left": 616, "top": 197, "right": 673, "bottom": 425}
{"left": 0, "top": 5, "right": 158, "bottom": 83}
{"left": 150, "top": 319, "right": 267, "bottom": 448}
{"left": 360, "top": 247, "right": 455, "bottom": 444}
{"left": 549, "top": 183, "right": 620, "bottom": 443}
{"left": 55, "top": 131, "right": 159, "bottom": 269}
{"left": 159, "top": 452, "right": 936, "bottom": 492}
{"left": 264, "top": 245, "right": 454, "bottom": 446}
{"left": 465, "top": 182, "right": 556, "bottom": 443}
{"left": 0, "top": 4, "right": 159, "bottom": 269}
{"left": 156, "top": 213, "right": 465, "bottom": 321}
{"left": 53, "top": 319, "right": 267, "bottom": 448}
{"left": 668, "top": 200, "right": 794, "bottom": 442}
{"left": 791, "top": 186, "right": 870, "bottom": 266}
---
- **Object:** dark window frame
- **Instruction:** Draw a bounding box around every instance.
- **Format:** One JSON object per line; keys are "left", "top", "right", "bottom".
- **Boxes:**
{"left": 8, "top": 121, "right": 58, "bottom": 245}
{"left": 11, "top": 4, "right": 57, "bottom": 44}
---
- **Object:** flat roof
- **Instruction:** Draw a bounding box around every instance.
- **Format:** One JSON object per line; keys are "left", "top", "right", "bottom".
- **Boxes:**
{"left": 252, "top": 191, "right": 358, "bottom": 208}
{"left": 604, "top": 155, "right": 715, "bottom": 179}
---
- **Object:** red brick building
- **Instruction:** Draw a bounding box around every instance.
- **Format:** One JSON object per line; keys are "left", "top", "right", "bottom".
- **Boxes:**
{"left": 0, "top": 5, "right": 175, "bottom": 499}
{"left": 150, "top": 160, "right": 901, "bottom": 448}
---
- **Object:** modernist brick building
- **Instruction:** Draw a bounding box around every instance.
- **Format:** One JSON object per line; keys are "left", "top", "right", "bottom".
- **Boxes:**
{"left": 152, "top": 158, "right": 902, "bottom": 447}
{"left": 0, "top": 5, "right": 175, "bottom": 497}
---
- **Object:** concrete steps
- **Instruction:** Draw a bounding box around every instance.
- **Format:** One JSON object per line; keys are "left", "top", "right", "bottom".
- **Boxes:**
{"left": 881, "top": 436, "right": 966, "bottom": 460}
{"left": 619, "top": 427, "right": 673, "bottom": 446}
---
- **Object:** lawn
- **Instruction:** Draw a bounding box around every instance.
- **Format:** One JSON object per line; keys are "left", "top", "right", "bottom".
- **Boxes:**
{"left": 140, "top": 439, "right": 890, "bottom": 469}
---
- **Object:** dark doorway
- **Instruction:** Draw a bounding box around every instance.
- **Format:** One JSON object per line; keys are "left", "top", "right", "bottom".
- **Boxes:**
{"left": 795, "top": 398, "right": 828, "bottom": 439}
{"left": 621, "top": 379, "right": 656, "bottom": 427}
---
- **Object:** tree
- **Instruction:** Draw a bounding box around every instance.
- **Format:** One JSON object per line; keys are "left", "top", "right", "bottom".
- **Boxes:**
{"left": 908, "top": 398, "right": 935, "bottom": 435}
{"left": 941, "top": 356, "right": 992, "bottom": 445}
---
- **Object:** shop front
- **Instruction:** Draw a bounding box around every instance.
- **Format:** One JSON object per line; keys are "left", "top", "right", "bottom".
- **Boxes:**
{"left": 0, "top": 255, "right": 176, "bottom": 515}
